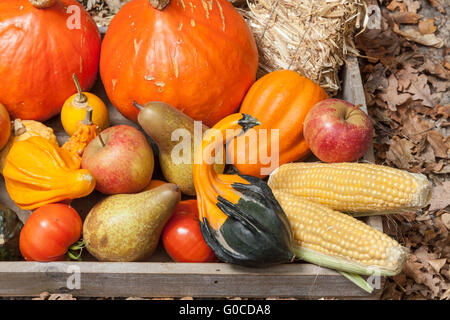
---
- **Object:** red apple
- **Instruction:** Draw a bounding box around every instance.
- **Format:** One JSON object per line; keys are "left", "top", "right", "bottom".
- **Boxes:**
{"left": 82, "top": 125, "right": 154, "bottom": 194}
{"left": 303, "top": 98, "right": 373, "bottom": 163}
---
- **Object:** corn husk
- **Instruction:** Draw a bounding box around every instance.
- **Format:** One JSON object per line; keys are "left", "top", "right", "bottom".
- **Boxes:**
{"left": 240, "top": 0, "right": 367, "bottom": 96}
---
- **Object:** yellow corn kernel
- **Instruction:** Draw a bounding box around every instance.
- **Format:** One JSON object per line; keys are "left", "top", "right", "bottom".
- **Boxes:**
{"left": 273, "top": 190, "right": 407, "bottom": 276}
{"left": 268, "top": 162, "right": 431, "bottom": 216}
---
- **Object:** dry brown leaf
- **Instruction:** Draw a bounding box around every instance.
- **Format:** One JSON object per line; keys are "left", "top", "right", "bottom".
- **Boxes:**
{"left": 396, "top": 64, "right": 418, "bottom": 91}
{"left": 428, "top": 0, "right": 446, "bottom": 14}
{"left": 429, "top": 77, "right": 450, "bottom": 93}
{"left": 405, "top": 255, "right": 426, "bottom": 283}
{"left": 441, "top": 213, "right": 450, "bottom": 230}
{"left": 404, "top": 0, "right": 421, "bottom": 13}
{"left": 386, "top": 136, "right": 417, "bottom": 169}
{"left": 415, "top": 245, "right": 438, "bottom": 261}
{"left": 431, "top": 105, "right": 450, "bottom": 119}
{"left": 419, "top": 141, "right": 435, "bottom": 163}
{"left": 423, "top": 272, "right": 442, "bottom": 298}
{"left": 427, "top": 130, "right": 449, "bottom": 158}
{"left": 393, "top": 24, "right": 444, "bottom": 48}
{"left": 379, "top": 74, "right": 411, "bottom": 110}
{"left": 429, "top": 181, "right": 450, "bottom": 211}
{"left": 419, "top": 60, "right": 450, "bottom": 80}
{"left": 418, "top": 18, "right": 437, "bottom": 35}
{"left": 392, "top": 12, "right": 421, "bottom": 24}
{"left": 47, "top": 293, "right": 76, "bottom": 300}
{"left": 406, "top": 74, "right": 439, "bottom": 107}
{"left": 387, "top": 0, "right": 407, "bottom": 12}
{"left": 400, "top": 108, "right": 432, "bottom": 143}
{"left": 428, "top": 259, "right": 447, "bottom": 273}
{"left": 365, "top": 63, "right": 388, "bottom": 93}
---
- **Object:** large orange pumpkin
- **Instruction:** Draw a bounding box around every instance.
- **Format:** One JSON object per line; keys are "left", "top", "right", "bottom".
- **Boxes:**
{"left": 0, "top": 0, "right": 101, "bottom": 121}
{"left": 227, "top": 70, "right": 329, "bottom": 178}
{"left": 0, "top": 103, "right": 11, "bottom": 150}
{"left": 100, "top": 0, "right": 258, "bottom": 127}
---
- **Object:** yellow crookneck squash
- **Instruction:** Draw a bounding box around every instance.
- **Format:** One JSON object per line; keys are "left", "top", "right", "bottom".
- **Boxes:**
{"left": 193, "top": 113, "right": 294, "bottom": 267}
{"left": 3, "top": 136, "right": 96, "bottom": 210}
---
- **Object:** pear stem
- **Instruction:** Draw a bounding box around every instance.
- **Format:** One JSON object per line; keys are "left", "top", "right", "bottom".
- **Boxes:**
{"left": 133, "top": 101, "right": 144, "bottom": 111}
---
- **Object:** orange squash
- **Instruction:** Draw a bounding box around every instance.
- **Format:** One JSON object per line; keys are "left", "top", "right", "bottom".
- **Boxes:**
{"left": 99, "top": 0, "right": 258, "bottom": 127}
{"left": 227, "top": 70, "right": 329, "bottom": 178}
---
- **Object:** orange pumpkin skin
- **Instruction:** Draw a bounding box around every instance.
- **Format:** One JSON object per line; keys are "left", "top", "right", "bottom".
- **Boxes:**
{"left": 227, "top": 70, "right": 329, "bottom": 178}
{"left": 0, "top": 103, "right": 11, "bottom": 150}
{"left": 0, "top": 0, "right": 101, "bottom": 121}
{"left": 99, "top": 0, "right": 258, "bottom": 127}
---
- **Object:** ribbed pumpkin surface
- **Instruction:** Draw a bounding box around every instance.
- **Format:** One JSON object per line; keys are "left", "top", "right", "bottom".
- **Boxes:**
{"left": 227, "top": 70, "right": 329, "bottom": 178}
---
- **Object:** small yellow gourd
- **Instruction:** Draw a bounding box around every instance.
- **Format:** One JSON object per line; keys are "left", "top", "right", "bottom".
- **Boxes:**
{"left": 3, "top": 136, "right": 96, "bottom": 210}
{"left": 61, "top": 74, "right": 109, "bottom": 136}
{"left": 62, "top": 107, "right": 99, "bottom": 158}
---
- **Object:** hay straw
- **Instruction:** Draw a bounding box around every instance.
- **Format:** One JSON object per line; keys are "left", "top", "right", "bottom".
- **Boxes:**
{"left": 240, "top": 0, "right": 367, "bottom": 96}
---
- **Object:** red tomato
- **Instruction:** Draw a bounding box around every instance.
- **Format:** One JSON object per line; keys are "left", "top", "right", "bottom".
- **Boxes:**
{"left": 162, "top": 200, "right": 216, "bottom": 263}
{"left": 19, "top": 203, "right": 82, "bottom": 262}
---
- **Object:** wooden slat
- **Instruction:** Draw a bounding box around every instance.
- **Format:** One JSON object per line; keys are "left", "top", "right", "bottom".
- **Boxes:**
{"left": 0, "top": 261, "right": 382, "bottom": 298}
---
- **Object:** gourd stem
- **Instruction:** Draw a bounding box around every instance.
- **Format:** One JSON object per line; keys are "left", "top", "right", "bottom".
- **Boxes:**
{"left": 149, "top": 0, "right": 170, "bottom": 10}
{"left": 13, "top": 119, "right": 26, "bottom": 136}
{"left": 82, "top": 107, "right": 94, "bottom": 125}
{"left": 29, "top": 0, "right": 58, "bottom": 9}
{"left": 72, "top": 74, "right": 88, "bottom": 106}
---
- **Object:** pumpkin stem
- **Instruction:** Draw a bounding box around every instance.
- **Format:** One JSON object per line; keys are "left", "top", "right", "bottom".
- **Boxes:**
{"left": 82, "top": 107, "right": 94, "bottom": 125}
{"left": 133, "top": 101, "right": 144, "bottom": 111}
{"left": 29, "top": 0, "right": 58, "bottom": 9}
{"left": 13, "top": 119, "right": 26, "bottom": 136}
{"left": 72, "top": 74, "right": 88, "bottom": 106}
{"left": 149, "top": 0, "right": 170, "bottom": 10}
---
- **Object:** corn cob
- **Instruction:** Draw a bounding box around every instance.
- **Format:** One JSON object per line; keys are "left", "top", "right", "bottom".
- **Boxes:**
{"left": 268, "top": 162, "right": 431, "bottom": 216}
{"left": 273, "top": 190, "right": 408, "bottom": 276}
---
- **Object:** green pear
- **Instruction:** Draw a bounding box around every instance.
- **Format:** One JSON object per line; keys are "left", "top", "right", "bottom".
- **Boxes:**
{"left": 134, "top": 101, "right": 224, "bottom": 196}
{"left": 83, "top": 183, "right": 181, "bottom": 262}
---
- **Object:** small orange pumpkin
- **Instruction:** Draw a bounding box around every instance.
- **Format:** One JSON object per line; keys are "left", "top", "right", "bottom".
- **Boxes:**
{"left": 227, "top": 70, "right": 329, "bottom": 178}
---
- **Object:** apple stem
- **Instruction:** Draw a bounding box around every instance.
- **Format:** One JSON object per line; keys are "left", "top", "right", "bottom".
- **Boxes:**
{"left": 97, "top": 131, "right": 106, "bottom": 147}
{"left": 133, "top": 101, "right": 144, "bottom": 111}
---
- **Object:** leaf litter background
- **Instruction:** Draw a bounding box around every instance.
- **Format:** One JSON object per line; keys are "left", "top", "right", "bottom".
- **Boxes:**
{"left": 8, "top": 0, "right": 448, "bottom": 300}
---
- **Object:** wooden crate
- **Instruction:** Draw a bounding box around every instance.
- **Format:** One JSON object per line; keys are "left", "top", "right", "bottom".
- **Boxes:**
{"left": 0, "top": 56, "right": 384, "bottom": 299}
